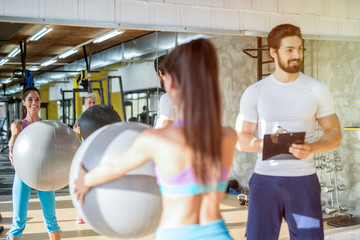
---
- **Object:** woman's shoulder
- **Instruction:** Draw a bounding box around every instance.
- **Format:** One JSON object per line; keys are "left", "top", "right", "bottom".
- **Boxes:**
{"left": 11, "top": 120, "right": 23, "bottom": 133}
{"left": 222, "top": 126, "right": 237, "bottom": 141}
{"left": 11, "top": 120, "right": 23, "bottom": 128}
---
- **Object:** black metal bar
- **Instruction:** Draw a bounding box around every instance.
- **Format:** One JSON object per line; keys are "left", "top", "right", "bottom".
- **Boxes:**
{"left": 73, "top": 90, "right": 76, "bottom": 125}
{"left": 98, "top": 81, "right": 104, "bottom": 104}
{"left": 19, "top": 40, "right": 26, "bottom": 83}
{"left": 83, "top": 46, "right": 89, "bottom": 71}
{"left": 107, "top": 76, "right": 111, "bottom": 106}
{"left": 61, "top": 89, "right": 66, "bottom": 123}
{"left": 257, "top": 37, "right": 263, "bottom": 81}
{"left": 301, "top": 39, "right": 305, "bottom": 73}
{"left": 242, "top": 48, "right": 268, "bottom": 58}
{"left": 119, "top": 76, "right": 126, "bottom": 121}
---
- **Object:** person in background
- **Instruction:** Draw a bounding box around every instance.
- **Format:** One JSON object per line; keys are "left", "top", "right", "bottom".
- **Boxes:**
{"left": 236, "top": 24, "right": 342, "bottom": 240}
{"left": 73, "top": 92, "right": 97, "bottom": 136}
{"left": 72, "top": 92, "right": 97, "bottom": 224}
{"left": 154, "top": 55, "right": 176, "bottom": 128}
{"left": 139, "top": 105, "right": 149, "bottom": 124}
{"left": 73, "top": 38, "right": 237, "bottom": 240}
{"left": 7, "top": 87, "right": 61, "bottom": 240}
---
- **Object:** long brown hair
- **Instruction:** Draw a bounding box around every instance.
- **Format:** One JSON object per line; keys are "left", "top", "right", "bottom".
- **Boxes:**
{"left": 163, "top": 38, "right": 222, "bottom": 183}
{"left": 21, "top": 87, "right": 41, "bottom": 119}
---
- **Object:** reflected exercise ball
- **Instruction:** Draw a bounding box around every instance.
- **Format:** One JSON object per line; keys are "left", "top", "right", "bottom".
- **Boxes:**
{"left": 69, "top": 122, "right": 162, "bottom": 238}
{"left": 13, "top": 120, "right": 81, "bottom": 191}
{"left": 79, "top": 104, "right": 121, "bottom": 140}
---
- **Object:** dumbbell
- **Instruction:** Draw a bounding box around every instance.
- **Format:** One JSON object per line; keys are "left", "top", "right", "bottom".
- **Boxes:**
{"left": 237, "top": 194, "right": 248, "bottom": 206}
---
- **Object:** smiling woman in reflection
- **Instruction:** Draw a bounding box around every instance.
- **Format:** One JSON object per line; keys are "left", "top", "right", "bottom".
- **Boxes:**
{"left": 73, "top": 38, "right": 237, "bottom": 240}
{"left": 7, "top": 87, "right": 61, "bottom": 240}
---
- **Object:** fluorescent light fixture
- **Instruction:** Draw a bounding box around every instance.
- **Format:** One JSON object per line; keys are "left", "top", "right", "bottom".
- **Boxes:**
{"left": 0, "top": 58, "right": 9, "bottom": 66}
{"left": 3, "top": 78, "right": 12, "bottom": 84}
{"left": 59, "top": 48, "right": 78, "bottom": 59}
{"left": 29, "top": 25, "right": 53, "bottom": 41}
{"left": 93, "top": 29, "right": 124, "bottom": 43}
{"left": 36, "top": 79, "right": 48, "bottom": 84}
{"left": 8, "top": 47, "right": 21, "bottom": 57}
{"left": 28, "top": 66, "right": 40, "bottom": 71}
{"left": 40, "top": 58, "right": 57, "bottom": 67}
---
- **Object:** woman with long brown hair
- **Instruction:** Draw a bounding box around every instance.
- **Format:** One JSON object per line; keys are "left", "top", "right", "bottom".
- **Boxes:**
{"left": 73, "top": 38, "right": 237, "bottom": 239}
{"left": 8, "top": 87, "right": 61, "bottom": 240}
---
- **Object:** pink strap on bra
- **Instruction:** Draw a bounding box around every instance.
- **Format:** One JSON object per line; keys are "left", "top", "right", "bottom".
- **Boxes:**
{"left": 171, "top": 119, "right": 184, "bottom": 127}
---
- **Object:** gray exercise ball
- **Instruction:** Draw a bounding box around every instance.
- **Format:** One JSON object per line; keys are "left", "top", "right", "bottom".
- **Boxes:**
{"left": 13, "top": 120, "right": 81, "bottom": 191}
{"left": 69, "top": 122, "right": 162, "bottom": 238}
{"left": 79, "top": 104, "right": 122, "bottom": 140}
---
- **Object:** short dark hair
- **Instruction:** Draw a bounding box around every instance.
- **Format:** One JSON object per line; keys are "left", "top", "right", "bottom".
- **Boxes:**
{"left": 154, "top": 55, "right": 167, "bottom": 75}
{"left": 267, "top": 24, "right": 302, "bottom": 50}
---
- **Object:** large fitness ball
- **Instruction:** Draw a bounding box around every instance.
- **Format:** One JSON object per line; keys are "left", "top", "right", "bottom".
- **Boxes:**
{"left": 69, "top": 122, "right": 162, "bottom": 238}
{"left": 13, "top": 120, "right": 81, "bottom": 191}
{"left": 79, "top": 104, "right": 121, "bottom": 140}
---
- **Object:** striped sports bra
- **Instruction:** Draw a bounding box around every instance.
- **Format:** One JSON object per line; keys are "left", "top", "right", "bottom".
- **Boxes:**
{"left": 155, "top": 166, "right": 229, "bottom": 195}
{"left": 154, "top": 120, "right": 230, "bottom": 195}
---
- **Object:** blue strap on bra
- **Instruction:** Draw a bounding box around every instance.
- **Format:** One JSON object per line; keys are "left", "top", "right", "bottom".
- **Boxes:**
{"left": 158, "top": 182, "right": 228, "bottom": 195}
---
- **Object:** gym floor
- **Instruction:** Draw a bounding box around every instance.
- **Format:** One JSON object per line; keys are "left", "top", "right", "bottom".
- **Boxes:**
{"left": 0, "top": 149, "right": 337, "bottom": 240}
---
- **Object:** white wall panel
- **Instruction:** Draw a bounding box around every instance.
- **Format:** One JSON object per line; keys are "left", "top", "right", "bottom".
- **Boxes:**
{"left": 224, "top": 0, "right": 251, "bottom": 10}
{"left": 292, "top": 15, "right": 319, "bottom": 35}
{"left": 0, "top": 0, "right": 359, "bottom": 39}
{"left": 211, "top": 8, "right": 240, "bottom": 31}
{"left": 194, "top": 0, "right": 224, "bottom": 8}
{"left": 252, "top": 0, "right": 277, "bottom": 12}
{"left": 165, "top": 0, "right": 193, "bottom": 5}
{"left": 304, "top": 0, "right": 326, "bottom": 16}
{"left": 41, "top": 0, "right": 79, "bottom": 21}
{"left": 339, "top": 20, "right": 360, "bottom": 37}
{"left": 348, "top": 0, "right": 360, "bottom": 20}
{"left": 278, "top": 0, "right": 301, "bottom": 15}
{"left": 180, "top": 5, "right": 212, "bottom": 29}
{"left": 318, "top": 17, "right": 339, "bottom": 36}
{"left": 148, "top": 2, "right": 181, "bottom": 27}
{"left": 326, "top": 0, "right": 348, "bottom": 19}
{"left": 1, "top": 0, "right": 39, "bottom": 18}
{"left": 243, "top": 11, "right": 271, "bottom": 32}
{"left": 115, "top": 0, "right": 148, "bottom": 25}
{"left": 82, "top": 0, "right": 115, "bottom": 22}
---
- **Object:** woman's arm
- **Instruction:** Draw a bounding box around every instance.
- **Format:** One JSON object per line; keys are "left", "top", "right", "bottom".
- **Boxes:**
{"left": 8, "top": 121, "right": 22, "bottom": 166}
{"left": 73, "top": 130, "right": 155, "bottom": 205}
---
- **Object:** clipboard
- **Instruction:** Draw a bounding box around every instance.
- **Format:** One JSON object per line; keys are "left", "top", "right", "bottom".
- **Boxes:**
{"left": 262, "top": 131, "right": 306, "bottom": 160}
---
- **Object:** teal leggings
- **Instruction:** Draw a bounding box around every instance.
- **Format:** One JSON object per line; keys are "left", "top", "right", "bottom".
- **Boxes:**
{"left": 7, "top": 174, "right": 60, "bottom": 239}
{"left": 156, "top": 219, "right": 233, "bottom": 240}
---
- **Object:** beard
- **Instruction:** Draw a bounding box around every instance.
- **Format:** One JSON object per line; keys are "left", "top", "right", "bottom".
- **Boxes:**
{"left": 277, "top": 54, "right": 302, "bottom": 74}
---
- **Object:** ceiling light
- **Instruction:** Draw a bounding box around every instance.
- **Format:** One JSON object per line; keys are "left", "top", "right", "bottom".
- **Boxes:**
{"left": 29, "top": 25, "right": 53, "bottom": 41}
{"left": 59, "top": 48, "right": 78, "bottom": 59}
{"left": 93, "top": 29, "right": 124, "bottom": 43}
{"left": 3, "top": 78, "right": 12, "bottom": 84}
{"left": 40, "top": 59, "right": 57, "bottom": 67}
{"left": 8, "top": 47, "right": 21, "bottom": 57}
{"left": 28, "top": 66, "right": 40, "bottom": 71}
{"left": 0, "top": 58, "right": 9, "bottom": 66}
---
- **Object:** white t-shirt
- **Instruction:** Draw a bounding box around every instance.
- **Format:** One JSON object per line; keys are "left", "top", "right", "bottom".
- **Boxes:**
{"left": 155, "top": 93, "right": 176, "bottom": 129}
{"left": 236, "top": 73, "right": 335, "bottom": 176}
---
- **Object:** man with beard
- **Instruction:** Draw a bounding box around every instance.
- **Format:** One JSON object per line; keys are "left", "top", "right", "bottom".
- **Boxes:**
{"left": 235, "top": 24, "right": 342, "bottom": 240}
{"left": 154, "top": 55, "right": 176, "bottom": 128}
